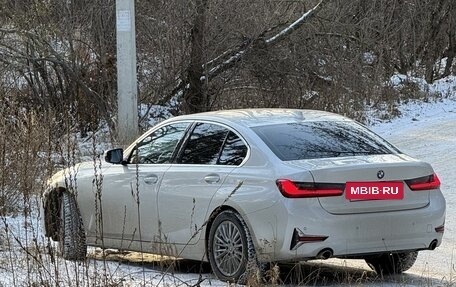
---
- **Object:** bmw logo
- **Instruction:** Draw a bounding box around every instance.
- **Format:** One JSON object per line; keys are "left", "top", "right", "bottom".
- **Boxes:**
{"left": 377, "top": 170, "right": 385, "bottom": 179}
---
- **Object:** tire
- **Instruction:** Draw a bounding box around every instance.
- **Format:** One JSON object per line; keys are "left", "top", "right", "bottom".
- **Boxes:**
{"left": 365, "top": 251, "right": 418, "bottom": 275}
{"left": 59, "top": 192, "right": 87, "bottom": 260}
{"left": 207, "top": 210, "right": 261, "bottom": 284}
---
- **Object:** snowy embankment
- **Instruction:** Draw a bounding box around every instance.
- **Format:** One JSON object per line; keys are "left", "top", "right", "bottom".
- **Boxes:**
{"left": 0, "top": 75, "right": 455, "bottom": 286}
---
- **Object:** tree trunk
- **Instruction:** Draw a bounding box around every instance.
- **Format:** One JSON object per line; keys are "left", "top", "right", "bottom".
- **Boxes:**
{"left": 182, "top": 0, "right": 208, "bottom": 114}
{"left": 442, "top": 2, "right": 455, "bottom": 78}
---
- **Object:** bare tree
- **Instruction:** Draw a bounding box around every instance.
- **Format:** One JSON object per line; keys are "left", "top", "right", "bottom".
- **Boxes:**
{"left": 1, "top": 0, "right": 455, "bottom": 141}
{"left": 157, "top": 0, "right": 329, "bottom": 114}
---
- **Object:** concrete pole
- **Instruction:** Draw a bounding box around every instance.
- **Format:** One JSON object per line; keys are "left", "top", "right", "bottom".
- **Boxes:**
{"left": 116, "top": 0, "right": 138, "bottom": 146}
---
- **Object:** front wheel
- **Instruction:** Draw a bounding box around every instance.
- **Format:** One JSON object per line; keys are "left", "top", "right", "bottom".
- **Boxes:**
{"left": 207, "top": 210, "right": 260, "bottom": 284}
{"left": 59, "top": 192, "right": 87, "bottom": 260}
{"left": 365, "top": 251, "right": 418, "bottom": 275}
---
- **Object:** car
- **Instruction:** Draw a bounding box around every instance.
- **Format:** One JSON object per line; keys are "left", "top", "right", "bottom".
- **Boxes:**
{"left": 43, "top": 108, "right": 446, "bottom": 283}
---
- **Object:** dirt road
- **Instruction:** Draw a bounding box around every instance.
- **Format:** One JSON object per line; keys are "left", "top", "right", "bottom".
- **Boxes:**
{"left": 375, "top": 115, "right": 456, "bottom": 282}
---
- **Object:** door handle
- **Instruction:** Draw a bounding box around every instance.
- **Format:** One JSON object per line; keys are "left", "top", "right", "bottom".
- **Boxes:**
{"left": 204, "top": 174, "right": 220, "bottom": 184}
{"left": 143, "top": 174, "right": 158, "bottom": 184}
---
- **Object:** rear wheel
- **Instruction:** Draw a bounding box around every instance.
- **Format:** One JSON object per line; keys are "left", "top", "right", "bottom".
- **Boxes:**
{"left": 59, "top": 192, "right": 87, "bottom": 260}
{"left": 365, "top": 251, "right": 418, "bottom": 275}
{"left": 208, "top": 210, "right": 261, "bottom": 284}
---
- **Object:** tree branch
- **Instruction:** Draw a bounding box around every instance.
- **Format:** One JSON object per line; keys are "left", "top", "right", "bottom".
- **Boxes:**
{"left": 164, "top": 0, "right": 329, "bottom": 110}
{"left": 204, "top": 0, "right": 328, "bottom": 82}
{"left": 265, "top": 0, "right": 327, "bottom": 45}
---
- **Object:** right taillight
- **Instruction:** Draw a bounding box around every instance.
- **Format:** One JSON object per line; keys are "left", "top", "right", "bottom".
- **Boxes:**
{"left": 405, "top": 173, "right": 441, "bottom": 191}
{"left": 276, "top": 179, "right": 344, "bottom": 198}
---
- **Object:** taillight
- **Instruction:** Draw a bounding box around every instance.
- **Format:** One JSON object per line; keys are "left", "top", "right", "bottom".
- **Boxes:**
{"left": 276, "top": 179, "right": 344, "bottom": 198}
{"left": 405, "top": 173, "right": 441, "bottom": 191}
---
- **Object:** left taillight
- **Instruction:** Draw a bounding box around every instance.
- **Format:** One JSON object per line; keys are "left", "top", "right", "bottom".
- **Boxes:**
{"left": 405, "top": 173, "right": 441, "bottom": 191}
{"left": 276, "top": 179, "right": 344, "bottom": 198}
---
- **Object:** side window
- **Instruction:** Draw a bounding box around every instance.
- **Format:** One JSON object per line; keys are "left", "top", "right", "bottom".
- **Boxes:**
{"left": 180, "top": 123, "right": 229, "bottom": 165}
{"left": 218, "top": 131, "right": 247, "bottom": 165}
{"left": 130, "top": 122, "right": 189, "bottom": 164}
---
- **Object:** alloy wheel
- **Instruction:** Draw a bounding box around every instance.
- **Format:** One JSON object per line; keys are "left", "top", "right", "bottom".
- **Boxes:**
{"left": 212, "top": 220, "right": 245, "bottom": 277}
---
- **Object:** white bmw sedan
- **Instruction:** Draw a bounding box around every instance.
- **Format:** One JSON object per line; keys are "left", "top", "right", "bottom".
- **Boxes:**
{"left": 43, "top": 109, "right": 446, "bottom": 283}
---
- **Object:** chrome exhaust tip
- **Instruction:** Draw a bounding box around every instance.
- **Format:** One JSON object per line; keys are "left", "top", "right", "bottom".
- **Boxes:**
{"left": 316, "top": 248, "right": 333, "bottom": 260}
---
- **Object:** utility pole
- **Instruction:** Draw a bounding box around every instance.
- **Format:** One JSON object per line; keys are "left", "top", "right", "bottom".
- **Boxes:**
{"left": 116, "top": 0, "right": 138, "bottom": 146}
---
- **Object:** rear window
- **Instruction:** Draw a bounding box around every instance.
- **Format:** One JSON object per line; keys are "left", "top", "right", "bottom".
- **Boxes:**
{"left": 252, "top": 121, "right": 400, "bottom": 161}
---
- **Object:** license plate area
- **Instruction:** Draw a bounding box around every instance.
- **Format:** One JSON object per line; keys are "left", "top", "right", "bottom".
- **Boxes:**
{"left": 345, "top": 181, "right": 404, "bottom": 200}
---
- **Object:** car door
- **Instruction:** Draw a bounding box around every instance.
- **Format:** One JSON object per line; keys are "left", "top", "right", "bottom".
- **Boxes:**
{"left": 157, "top": 122, "right": 248, "bottom": 245}
{"left": 88, "top": 122, "right": 190, "bottom": 245}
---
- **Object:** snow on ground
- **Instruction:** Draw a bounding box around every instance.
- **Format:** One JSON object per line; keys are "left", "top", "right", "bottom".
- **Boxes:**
{"left": 1, "top": 79, "right": 455, "bottom": 286}
{"left": 368, "top": 94, "right": 456, "bottom": 284}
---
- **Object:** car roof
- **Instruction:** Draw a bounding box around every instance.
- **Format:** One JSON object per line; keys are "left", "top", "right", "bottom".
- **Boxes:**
{"left": 165, "top": 108, "right": 351, "bottom": 127}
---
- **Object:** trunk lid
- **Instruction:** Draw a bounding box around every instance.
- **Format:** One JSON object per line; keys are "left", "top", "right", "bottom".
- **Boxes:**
{"left": 286, "top": 154, "right": 434, "bottom": 214}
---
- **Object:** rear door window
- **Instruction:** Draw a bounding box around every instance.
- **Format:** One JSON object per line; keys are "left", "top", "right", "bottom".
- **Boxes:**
{"left": 252, "top": 121, "right": 399, "bottom": 161}
{"left": 219, "top": 131, "right": 248, "bottom": 165}
{"left": 179, "top": 123, "right": 248, "bottom": 165}
{"left": 179, "top": 123, "right": 228, "bottom": 165}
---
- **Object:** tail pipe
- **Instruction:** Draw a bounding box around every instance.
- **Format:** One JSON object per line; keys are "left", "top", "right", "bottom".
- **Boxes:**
{"left": 316, "top": 248, "right": 333, "bottom": 260}
{"left": 429, "top": 239, "right": 438, "bottom": 250}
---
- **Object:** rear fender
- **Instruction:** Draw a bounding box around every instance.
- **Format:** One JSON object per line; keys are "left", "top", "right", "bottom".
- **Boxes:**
{"left": 206, "top": 203, "right": 278, "bottom": 262}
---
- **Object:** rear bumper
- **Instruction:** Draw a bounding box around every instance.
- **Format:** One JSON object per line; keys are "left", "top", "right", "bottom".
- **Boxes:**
{"left": 247, "top": 191, "right": 446, "bottom": 262}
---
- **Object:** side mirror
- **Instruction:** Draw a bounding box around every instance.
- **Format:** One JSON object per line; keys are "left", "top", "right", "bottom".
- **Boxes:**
{"left": 104, "top": 148, "right": 124, "bottom": 164}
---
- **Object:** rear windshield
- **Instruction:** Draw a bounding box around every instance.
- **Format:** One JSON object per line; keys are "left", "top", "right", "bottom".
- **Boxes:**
{"left": 252, "top": 121, "right": 400, "bottom": 161}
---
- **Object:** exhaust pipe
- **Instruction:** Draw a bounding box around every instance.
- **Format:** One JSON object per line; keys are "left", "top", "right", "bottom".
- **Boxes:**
{"left": 429, "top": 239, "right": 438, "bottom": 250}
{"left": 316, "top": 248, "right": 333, "bottom": 260}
